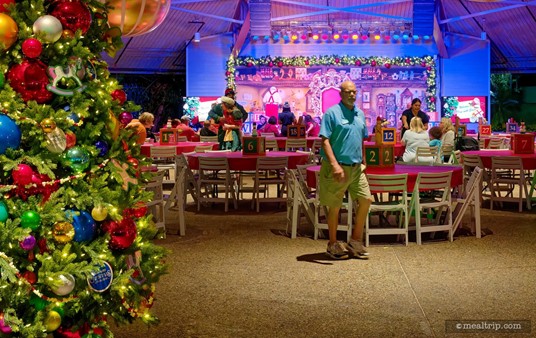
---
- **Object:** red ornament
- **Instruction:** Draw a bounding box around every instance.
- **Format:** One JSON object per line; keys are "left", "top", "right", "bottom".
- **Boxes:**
{"left": 405, "top": 58, "right": 411, "bottom": 64}
{"left": 268, "top": 61, "right": 274, "bottom": 67}
{"left": 430, "top": 97, "right": 436, "bottom": 103}
{"left": 12, "top": 164, "right": 34, "bottom": 186}
{"left": 108, "top": 218, "right": 137, "bottom": 250}
{"left": 427, "top": 66, "right": 432, "bottom": 71}
{"left": 335, "top": 58, "right": 340, "bottom": 63}
{"left": 21, "top": 270, "right": 37, "bottom": 285}
{"left": 304, "top": 60, "right": 309, "bottom": 66}
{"left": 385, "top": 63, "right": 391, "bottom": 69}
{"left": 421, "top": 61, "right": 427, "bottom": 67}
{"left": 37, "top": 238, "right": 49, "bottom": 254}
{"left": 100, "top": 220, "right": 117, "bottom": 234}
{"left": 355, "top": 60, "right": 361, "bottom": 66}
{"left": 371, "top": 60, "right": 377, "bottom": 67}
{"left": 39, "top": 174, "right": 59, "bottom": 202}
{"left": 225, "top": 71, "right": 230, "bottom": 76}
{"left": 246, "top": 62, "right": 253, "bottom": 67}
{"left": 111, "top": 89, "right": 127, "bottom": 105}
{"left": 65, "top": 131, "right": 76, "bottom": 148}
{"left": 7, "top": 59, "right": 53, "bottom": 104}
{"left": 277, "top": 61, "right": 283, "bottom": 67}
{"left": 0, "top": 0, "right": 15, "bottom": 13}
{"left": 21, "top": 38, "right": 43, "bottom": 58}
{"left": 48, "top": 0, "right": 92, "bottom": 34}
{"left": 127, "top": 157, "right": 139, "bottom": 169}
{"left": 131, "top": 202, "right": 147, "bottom": 218}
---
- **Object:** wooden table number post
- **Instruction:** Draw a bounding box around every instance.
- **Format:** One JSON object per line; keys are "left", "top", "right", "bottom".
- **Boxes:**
{"left": 365, "top": 127, "right": 396, "bottom": 167}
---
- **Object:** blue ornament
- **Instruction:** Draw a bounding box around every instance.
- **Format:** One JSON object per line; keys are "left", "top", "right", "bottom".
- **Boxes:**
{"left": 0, "top": 201, "right": 8, "bottom": 222}
{"left": 62, "top": 146, "right": 90, "bottom": 173}
{"left": 87, "top": 262, "right": 113, "bottom": 292}
{"left": 0, "top": 114, "right": 21, "bottom": 154}
{"left": 67, "top": 210, "right": 96, "bottom": 242}
{"left": 67, "top": 112, "right": 79, "bottom": 123}
{"left": 94, "top": 140, "right": 109, "bottom": 157}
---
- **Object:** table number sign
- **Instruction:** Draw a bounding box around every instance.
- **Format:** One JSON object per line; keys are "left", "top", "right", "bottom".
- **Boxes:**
{"left": 506, "top": 122, "right": 519, "bottom": 133}
{"left": 511, "top": 133, "right": 535, "bottom": 154}
{"left": 243, "top": 136, "right": 266, "bottom": 155}
{"left": 479, "top": 125, "right": 492, "bottom": 136}
{"left": 160, "top": 128, "right": 178, "bottom": 144}
{"left": 364, "top": 144, "right": 394, "bottom": 167}
{"left": 287, "top": 125, "right": 306, "bottom": 138}
{"left": 374, "top": 128, "right": 396, "bottom": 146}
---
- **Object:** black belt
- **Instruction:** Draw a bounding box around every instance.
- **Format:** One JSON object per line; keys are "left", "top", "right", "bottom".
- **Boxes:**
{"left": 338, "top": 162, "right": 359, "bottom": 167}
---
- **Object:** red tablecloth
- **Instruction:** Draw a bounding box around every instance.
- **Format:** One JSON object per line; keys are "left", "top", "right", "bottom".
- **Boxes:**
{"left": 268, "top": 137, "right": 321, "bottom": 150}
{"left": 363, "top": 141, "right": 405, "bottom": 158}
{"left": 462, "top": 150, "right": 536, "bottom": 169}
{"left": 187, "top": 151, "right": 310, "bottom": 170}
{"left": 140, "top": 142, "right": 218, "bottom": 157}
{"left": 306, "top": 164, "right": 463, "bottom": 191}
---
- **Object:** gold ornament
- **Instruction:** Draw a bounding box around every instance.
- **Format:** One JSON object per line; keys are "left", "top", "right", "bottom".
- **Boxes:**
{"left": 40, "top": 118, "right": 57, "bottom": 133}
{"left": 101, "top": 0, "right": 171, "bottom": 37}
{"left": 91, "top": 206, "right": 108, "bottom": 221}
{"left": 62, "top": 29, "right": 74, "bottom": 39}
{"left": 45, "top": 310, "right": 62, "bottom": 332}
{"left": 53, "top": 222, "right": 74, "bottom": 243}
{"left": 0, "top": 13, "right": 18, "bottom": 51}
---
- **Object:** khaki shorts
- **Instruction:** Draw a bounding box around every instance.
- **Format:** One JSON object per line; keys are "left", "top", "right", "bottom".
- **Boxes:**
{"left": 318, "top": 162, "right": 372, "bottom": 208}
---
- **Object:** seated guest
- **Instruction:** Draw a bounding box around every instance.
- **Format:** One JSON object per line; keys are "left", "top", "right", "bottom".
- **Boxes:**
{"left": 176, "top": 116, "right": 196, "bottom": 141}
{"left": 171, "top": 119, "right": 180, "bottom": 128}
{"left": 199, "top": 120, "right": 217, "bottom": 137}
{"left": 126, "top": 112, "right": 154, "bottom": 145}
{"left": 304, "top": 114, "right": 320, "bottom": 137}
{"left": 259, "top": 116, "right": 280, "bottom": 137}
{"left": 428, "top": 126, "right": 443, "bottom": 148}
{"left": 400, "top": 117, "right": 430, "bottom": 162}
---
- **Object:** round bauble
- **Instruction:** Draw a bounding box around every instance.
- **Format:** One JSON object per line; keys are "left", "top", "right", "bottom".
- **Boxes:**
{"left": 0, "top": 13, "right": 17, "bottom": 51}
{"left": 51, "top": 273, "right": 75, "bottom": 296}
{"left": 71, "top": 210, "right": 96, "bottom": 242}
{"left": 40, "top": 118, "right": 56, "bottom": 133}
{"left": 111, "top": 89, "right": 126, "bottom": 105}
{"left": 94, "top": 140, "right": 109, "bottom": 156}
{"left": 45, "top": 310, "right": 62, "bottom": 332}
{"left": 65, "top": 130, "right": 76, "bottom": 148}
{"left": 118, "top": 111, "right": 133, "bottom": 125}
{"left": 103, "top": 0, "right": 171, "bottom": 37}
{"left": 12, "top": 164, "right": 34, "bottom": 186}
{"left": 21, "top": 210, "right": 41, "bottom": 230}
{"left": 91, "top": 205, "right": 108, "bottom": 222}
{"left": 21, "top": 38, "right": 43, "bottom": 58}
{"left": 33, "top": 15, "right": 63, "bottom": 43}
{"left": 62, "top": 146, "right": 90, "bottom": 173}
{"left": 0, "top": 114, "right": 21, "bottom": 154}
{"left": 0, "top": 201, "right": 8, "bottom": 222}
{"left": 48, "top": 0, "right": 92, "bottom": 34}
{"left": 21, "top": 270, "right": 37, "bottom": 284}
{"left": 20, "top": 235, "right": 36, "bottom": 250}
{"left": 0, "top": 313, "right": 12, "bottom": 334}
{"left": 46, "top": 127, "right": 67, "bottom": 153}
{"left": 109, "top": 218, "right": 137, "bottom": 250}
{"left": 7, "top": 59, "right": 53, "bottom": 103}
{"left": 53, "top": 222, "right": 75, "bottom": 243}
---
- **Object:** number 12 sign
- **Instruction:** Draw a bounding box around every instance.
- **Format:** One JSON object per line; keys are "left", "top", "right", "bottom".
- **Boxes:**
{"left": 381, "top": 128, "right": 397, "bottom": 145}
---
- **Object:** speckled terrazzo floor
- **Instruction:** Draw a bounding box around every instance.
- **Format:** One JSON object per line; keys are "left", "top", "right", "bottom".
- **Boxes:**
{"left": 112, "top": 200, "right": 536, "bottom": 338}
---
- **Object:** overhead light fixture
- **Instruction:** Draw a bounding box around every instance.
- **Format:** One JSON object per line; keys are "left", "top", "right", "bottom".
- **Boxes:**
{"left": 194, "top": 32, "right": 201, "bottom": 42}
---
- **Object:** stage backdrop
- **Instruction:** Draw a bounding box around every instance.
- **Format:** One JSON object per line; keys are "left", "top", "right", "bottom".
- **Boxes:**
{"left": 229, "top": 55, "right": 437, "bottom": 131}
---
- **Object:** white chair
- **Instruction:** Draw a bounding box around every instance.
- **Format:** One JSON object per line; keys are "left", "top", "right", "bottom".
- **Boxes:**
{"left": 286, "top": 169, "right": 315, "bottom": 239}
{"left": 310, "top": 138, "right": 323, "bottom": 164}
{"left": 144, "top": 170, "right": 167, "bottom": 236}
{"left": 365, "top": 174, "right": 409, "bottom": 246}
{"left": 489, "top": 156, "right": 530, "bottom": 212}
{"left": 441, "top": 144, "right": 454, "bottom": 163}
{"left": 199, "top": 135, "right": 218, "bottom": 142}
{"left": 197, "top": 157, "right": 238, "bottom": 212}
{"left": 449, "top": 150, "right": 462, "bottom": 165}
{"left": 149, "top": 146, "right": 176, "bottom": 184}
{"left": 408, "top": 171, "right": 453, "bottom": 245}
{"left": 285, "top": 138, "right": 307, "bottom": 152}
{"left": 252, "top": 156, "right": 288, "bottom": 212}
{"left": 414, "top": 146, "right": 439, "bottom": 164}
{"left": 312, "top": 171, "right": 353, "bottom": 242}
{"left": 164, "top": 154, "right": 196, "bottom": 236}
{"left": 461, "top": 153, "right": 491, "bottom": 201}
{"left": 194, "top": 144, "right": 214, "bottom": 153}
{"left": 452, "top": 166, "right": 483, "bottom": 238}
{"left": 487, "top": 138, "right": 504, "bottom": 149}
{"left": 265, "top": 138, "right": 279, "bottom": 151}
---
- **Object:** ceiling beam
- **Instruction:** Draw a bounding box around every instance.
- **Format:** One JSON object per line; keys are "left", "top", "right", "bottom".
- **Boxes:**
{"left": 271, "top": 0, "right": 411, "bottom": 21}
{"left": 171, "top": 0, "right": 220, "bottom": 4}
{"left": 440, "top": 0, "right": 536, "bottom": 24}
{"left": 170, "top": 6, "right": 244, "bottom": 24}
{"left": 434, "top": 16, "right": 448, "bottom": 58}
{"left": 232, "top": 12, "right": 250, "bottom": 57}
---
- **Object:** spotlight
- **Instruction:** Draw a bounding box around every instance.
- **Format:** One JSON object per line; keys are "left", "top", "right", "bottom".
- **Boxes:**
{"left": 252, "top": 35, "right": 259, "bottom": 41}
{"left": 402, "top": 30, "right": 411, "bottom": 40}
{"left": 373, "top": 29, "right": 381, "bottom": 41}
{"left": 321, "top": 32, "right": 329, "bottom": 40}
{"left": 312, "top": 32, "right": 320, "bottom": 40}
{"left": 273, "top": 32, "right": 280, "bottom": 40}
{"left": 341, "top": 30, "right": 349, "bottom": 40}
{"left": 332, "top": 31, "right": 341, "bottom": 40}
{"left": 413, "top": 34, "right": 420, "bottom": 41}
{"left": 291, "top": 32, "right": 298, "bottom": 41}
{"left": 351, "top": 31, "right": 359, "bottom": 40}
{"left": 301, "top": 32, "right": 308, "bottom": 40}
{"left": 194, "top": 32, "right": 201, "bottom": 42}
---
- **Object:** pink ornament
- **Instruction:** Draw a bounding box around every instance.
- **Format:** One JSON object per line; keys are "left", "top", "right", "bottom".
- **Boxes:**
{"left": 48, "top": 0, "right": 92, "bottom": 34}
{"left": 427, "top": 66, "right": 432, "bottom": 71}
{"left": 0, "top": 313, "right": 11, "bottom": 334}
{"left": 405, "top": 58, "right": 411, "bottom": 64}
{"left": 355, "top": 60, "right": 361, "bottom": 66}
{"left": 225, "top": 71, "right": 230, "bottom": 76}
{"left": 247, "top": 62, "right": 253, "bottom": 67}
{"left": 118, "top": 112, "right": 133, "bottom": 126}
{"left": 111, "top": 89, "right": 127, "bottom": 105}
{"left": 385, "top": 63, "right": 391, "bottom": 69}
{"left": 22, "top": 38, "right": 43, "bottom": 58}
{"left": 268, "top": 61, "right": 273, "bottom": 67}
{"left": 421, "top": 61, "right": 427, "bottom": 67}
{"left": 335, "top": 58, "right": 340, "bottom": 63}
{"left": 277, "top": 61, "right": 283, "bottom": 67}
{"left": 371, "top": 60, "right": 377, "bottom": 67}
{"left": 12, "top": 164, "right": 34, "bottom": 186}
{"left": 430, "top": 97, "right": 436, "bottom": 103}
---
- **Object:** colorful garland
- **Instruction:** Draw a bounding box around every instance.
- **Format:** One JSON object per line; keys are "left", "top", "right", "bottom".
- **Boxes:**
{"left": 226, "top": 54, "right": 437, "bottom": 111}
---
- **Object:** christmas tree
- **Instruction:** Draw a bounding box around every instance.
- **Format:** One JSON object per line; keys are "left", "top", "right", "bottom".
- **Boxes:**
{"left": 0, "top": 0, "right": 168, "bottom": 336}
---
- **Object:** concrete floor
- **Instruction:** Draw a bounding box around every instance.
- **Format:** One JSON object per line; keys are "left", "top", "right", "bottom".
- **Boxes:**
{"left": 112, "top": 197, "right": 536, "bottom": 338}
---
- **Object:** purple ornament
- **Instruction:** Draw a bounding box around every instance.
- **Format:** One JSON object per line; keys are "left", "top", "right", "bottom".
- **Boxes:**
{"left": 20, "top": 235, "right": 36, "bottom": 250}
{"left": 95, "top": 140, "right": 109, "bottom": 157}
{"left": 118, "top": 112, "right": 133, "bottom": 126}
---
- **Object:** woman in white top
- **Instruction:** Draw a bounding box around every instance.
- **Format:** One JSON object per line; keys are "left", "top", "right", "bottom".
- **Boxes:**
{"left": 401, "top": 117, "right": 430, "bottom": 162}
{"left": 439, "top": 117, "right": 455, "bottom": 147}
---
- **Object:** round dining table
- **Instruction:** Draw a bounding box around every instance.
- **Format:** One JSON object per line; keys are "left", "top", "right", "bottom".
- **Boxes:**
{"left": 306, "top": 164, "right": 463, "bottom": 191}
{"left": 463, "top": 149, "right": 536, "bottom": 169}
{"left": 140, "top": 142, "right": 218, "bottom": 157}
{"left": 187, "top": 151, "right": 310, "bottom": 170}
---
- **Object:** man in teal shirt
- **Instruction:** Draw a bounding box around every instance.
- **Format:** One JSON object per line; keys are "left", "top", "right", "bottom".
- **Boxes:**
{"left": 319, "top": 80, "right": 372, "bottom": 259}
